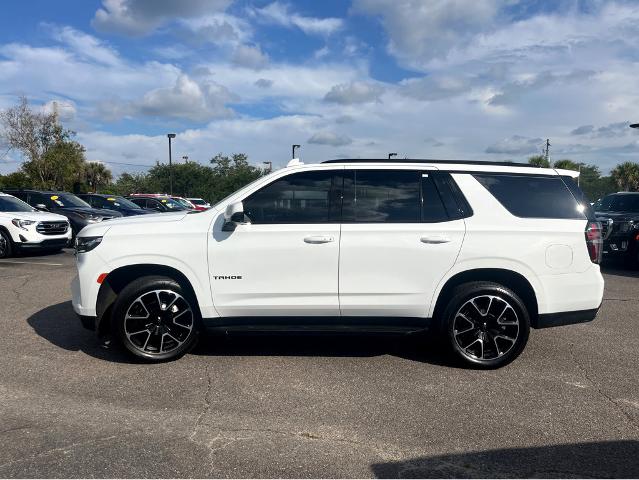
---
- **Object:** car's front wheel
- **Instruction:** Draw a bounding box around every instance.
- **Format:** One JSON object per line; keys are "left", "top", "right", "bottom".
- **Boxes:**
{"left": 0, "top": 230, "right": 13, "bottom": 259}
{"left": 442, "top": 281, "right": 530, "bottom": 369}
{"left": 112, "top": 276, "right": 200, "bottom": 361}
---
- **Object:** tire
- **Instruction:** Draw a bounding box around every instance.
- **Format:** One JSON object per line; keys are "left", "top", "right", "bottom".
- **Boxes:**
{"left": 112, "top": 275, "right": 200, "bottom": 362}
{"left": 0, "top": 229, "right": 13, "bottom": 259}
{"left": 442, "top": 281, "right": 530, "bottom": 369}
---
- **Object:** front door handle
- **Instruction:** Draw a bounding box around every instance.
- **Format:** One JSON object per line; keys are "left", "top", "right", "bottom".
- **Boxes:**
{"left": 304, "top": 235, "right": 334, "bottom": 244}
{"left": 420, "top": 235, "right": 451, "bottom": 244}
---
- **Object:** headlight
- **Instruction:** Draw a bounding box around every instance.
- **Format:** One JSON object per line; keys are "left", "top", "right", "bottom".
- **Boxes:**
{"left": 75, "top": 236, "right": 103, "bottom": 253}
{"left": 76, "top": 213, "right": 103, "bottom": 223}
{"left": 11, "top": 219, "right": 36, "bottom": 230}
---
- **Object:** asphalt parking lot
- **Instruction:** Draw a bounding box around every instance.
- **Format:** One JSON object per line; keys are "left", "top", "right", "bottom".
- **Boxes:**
{"left": 0, "top": 250, "right": 638, "bottom": 478}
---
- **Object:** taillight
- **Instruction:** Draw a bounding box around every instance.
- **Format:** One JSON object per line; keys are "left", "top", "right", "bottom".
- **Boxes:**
{"left": 585, "top": 221, "right": 602, "bottom": 264}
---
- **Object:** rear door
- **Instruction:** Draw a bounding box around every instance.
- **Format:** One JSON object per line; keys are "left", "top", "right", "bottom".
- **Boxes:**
{"left": 338, "top": 168, "right": 466, "bottom": 317}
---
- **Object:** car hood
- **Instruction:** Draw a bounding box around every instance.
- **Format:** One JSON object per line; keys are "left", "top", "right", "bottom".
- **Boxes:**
{"left": 54, "top": 207, "right": 122, "bottom": 218}
{"left": 101, "top": 211, "right": 188, "bottom": 226}
{"left": 0, "top": 211, "right": 68, "bottom": 222}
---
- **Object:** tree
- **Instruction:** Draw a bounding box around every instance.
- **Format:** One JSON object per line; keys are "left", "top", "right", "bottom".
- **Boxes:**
{"left": 0, "top": 171, "right": 31, "bottom": 189}
{"left": 210, "top": 153, "right": 263, "bottom": 201}
{"left": 528, "top": 155, "right": 550, "bottom": 168}
{"left": 85, "top": 162, "right": 113, "bottom": 192}
{"left": 610, "top": 162, "right": 639, "bottom": 192}
{"left": 0, "top": 96, "right": 88, "bottom": 190}
{"left": 552, "top": 159, "right": 580, "bottom": 170}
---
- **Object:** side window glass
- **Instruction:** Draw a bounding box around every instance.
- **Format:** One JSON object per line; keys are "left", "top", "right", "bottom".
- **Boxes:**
{"left": 243, "top": 170, "right": 340, "bottom": 224}
{"left": 421, "top": 173, "right": 449, "bottom": 222}
{"left": 342, "top": 170, "right": 420, "bottom": 223}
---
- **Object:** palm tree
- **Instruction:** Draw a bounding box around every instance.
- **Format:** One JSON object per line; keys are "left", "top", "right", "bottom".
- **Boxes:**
{"left": 610, "top": 162, "right": 639, "bottom": 192}
{"left": 85, "top": 161, "right": 113, "bottom": 192}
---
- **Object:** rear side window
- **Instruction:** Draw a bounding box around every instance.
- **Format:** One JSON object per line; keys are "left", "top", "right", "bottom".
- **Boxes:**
{"left": 342, "top": 170, "right": 421, "bottom": 223}
{"left": 474, "top": 174, "right": 585, "bottom": 219}
{"left": 243, "top": 170, "right": 341, "bottom": 224}
{"left": 421, "top": 173, "right": 449, "bottom": 222}
{"left": 560, "top": 176, "right": 595, "bottom": 221}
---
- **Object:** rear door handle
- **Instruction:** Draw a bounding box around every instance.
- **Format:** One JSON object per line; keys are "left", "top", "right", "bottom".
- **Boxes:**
{"left": 304, "top": 235, "right": 334, "bottom": 244}
{"left": 420, "top": 235, "right": 451, "bottom": 244}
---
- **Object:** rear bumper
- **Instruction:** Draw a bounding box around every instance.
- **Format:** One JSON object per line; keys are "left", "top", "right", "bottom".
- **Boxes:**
{"left": 533, "top": 306, "right": 600, "bottom": 329}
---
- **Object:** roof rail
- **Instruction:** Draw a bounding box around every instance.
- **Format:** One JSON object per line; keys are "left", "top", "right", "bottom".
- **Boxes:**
{"left": 321, "top": 158, "right": 536, "bottom": 167}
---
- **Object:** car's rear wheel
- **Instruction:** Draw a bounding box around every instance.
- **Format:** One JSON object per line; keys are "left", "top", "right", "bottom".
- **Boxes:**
{"left": 442, "top": 281, "right": 530, "bottom": 369}
{"left": 113, "top": 276, "right": 200, "bottom": 361}
{"left": 0, "top": 230, "right": 13, "bottom": 259}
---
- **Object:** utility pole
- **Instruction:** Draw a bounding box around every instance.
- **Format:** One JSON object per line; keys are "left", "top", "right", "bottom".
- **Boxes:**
{"left": 263, "top": 161, "right": 272, "bottom": 173}
{"left": 182, "top": 155, "right": 188, "bottom": 162}
{"left": 292, "top": 144, "right": 300, "bottom": 159}
{"left": 167, "top": 133, "right": 176, "bottom": 195}
{"left": 544, "top": 139, "right": 551, "bottom": 164}
{"left": 388, "top": 152, "right": 397, "bottom": 159}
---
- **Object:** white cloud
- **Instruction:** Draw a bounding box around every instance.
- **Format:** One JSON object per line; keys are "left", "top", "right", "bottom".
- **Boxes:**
{"left": 324, "top": 81, "right": 384, "bottom": 105}
{"left": 41, "top": 100, "right": 76, "bottom": 121}
{"left": 249, "top": 2, "right": 343, "bottom": 36}
{"left": 254, "top": 78, "right": 273, "bottom": 89}
{"left": 485, "top": 135, "right": 544, "bottom": 155}
{"left": 231, "top": 44, "right": 269, "bottom": 70}
{"left": 308, "top": 131, "right": 353, "bottom": 146}
{"left": 92, "top": 0, "right": 232, "bottom": 36}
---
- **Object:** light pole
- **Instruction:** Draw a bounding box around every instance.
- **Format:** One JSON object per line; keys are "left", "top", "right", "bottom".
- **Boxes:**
{"left": 182, "top": 155, "right": 188, "bottom": 162}
{"left": 292, "top": 144, "right": 300, "bottom": 159}
{"left": 388, "top": 152, "right": 397, "bottom": 159}
{"left": 263, "top": 161, "right": 272, "bottom": 173}
{"left": 167, "top": 133, "right": 176, "bottom": 195}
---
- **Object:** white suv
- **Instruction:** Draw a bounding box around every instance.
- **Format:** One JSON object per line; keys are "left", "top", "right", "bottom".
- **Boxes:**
{"left": 71, "top": 159, "right": 604, "bottom": 368}
{"left": 0, "top": 192, "right": 71, "bottom": 258}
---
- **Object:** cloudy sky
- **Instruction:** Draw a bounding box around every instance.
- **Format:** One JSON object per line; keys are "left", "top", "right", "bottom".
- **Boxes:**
{"left": 1, "top": 0, "right": 639, "bottom": 175}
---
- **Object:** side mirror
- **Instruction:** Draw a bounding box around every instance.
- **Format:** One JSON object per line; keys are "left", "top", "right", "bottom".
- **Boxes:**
{"left": 35, "top": 204, "right": 48, "bottom": 211}
{"left": 222, "top": 201, "right": 247, "bottom": 231}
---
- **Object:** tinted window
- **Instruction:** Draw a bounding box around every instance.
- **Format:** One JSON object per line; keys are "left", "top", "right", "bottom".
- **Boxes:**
{"left": 561, "top": 176, "right": 595, "bottom": 220}
{"left": 48, "top": 194, "right": 91, "bottom": 208}
{"left": 244, "top": 170, "right": 340, "bottom": 224}
{"left": 596, "top": 194, "right": 639, "bottom": 213}
{"left": 129, "top": 198, "right": 146, "bottom": 208}
{"left": 0, "top": 195, "right": 34, "bottom": 212}
{"left": 421, "top": 173, "right": 449, "bottom": 222}
{"left": 474, "top": 174, "right": 585, "bottom": 219}
{"left": 342, "top": 170, "right": 421, "bottom": 223}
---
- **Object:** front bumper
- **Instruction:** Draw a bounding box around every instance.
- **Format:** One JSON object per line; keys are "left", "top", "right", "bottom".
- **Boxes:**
{"left": 16, "top": 237, "right": 71, "bottom": 250}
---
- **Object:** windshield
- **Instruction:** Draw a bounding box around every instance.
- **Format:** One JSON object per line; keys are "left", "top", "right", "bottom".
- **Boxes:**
{"left": 173, "top": 198, "right": 193, "bottom": 209}
{"left": 189, "top": 198, "right": 207, "bottom": 205}
{"left": 50, "top": 194, "right": 91, "bottom": 208}
{"left": 0, "top": 195, "right": 35, "bottom": 212}
{"left": 158, "top": 197, "right": 187, "bottom": 210}
{"left": 595, "top": 194, "right": 639, "bottom": 213}
{"left": 106, "top": 196, "right": 142, "bottom": 209}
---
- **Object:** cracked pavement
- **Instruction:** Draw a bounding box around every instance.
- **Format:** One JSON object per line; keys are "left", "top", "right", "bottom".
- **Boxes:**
{"left": 0, "top": 251, "right": 638, "bottom": 478}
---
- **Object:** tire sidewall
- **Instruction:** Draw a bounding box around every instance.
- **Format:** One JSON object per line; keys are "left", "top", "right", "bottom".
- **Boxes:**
{"left": 0, "top": 230, "right": 12, "bottom": 259}
{"left": 113, "top": 276, "right": 200, "bottom": 362}
{"left": 443, "top": 283, "right": 530, "bottom": 369}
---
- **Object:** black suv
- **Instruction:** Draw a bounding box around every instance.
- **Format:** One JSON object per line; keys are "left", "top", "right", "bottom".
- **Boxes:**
{"left": 6, "top": 190, "right": 122, "bottom": 236}
{"left": 595, "top": 192, "right": 639, "bottom": 266}
{"left": 77, "top": 194, "right": 153, "bottom": 217}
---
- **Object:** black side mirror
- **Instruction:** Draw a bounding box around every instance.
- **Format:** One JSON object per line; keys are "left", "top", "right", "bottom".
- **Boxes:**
{"left": 35, "top": 203, "right": 48, "bottom": 211}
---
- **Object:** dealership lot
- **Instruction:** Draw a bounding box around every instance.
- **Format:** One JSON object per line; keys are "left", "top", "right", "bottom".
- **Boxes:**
{"left": 0, "top": 250, "right": 637, "bottom": 478}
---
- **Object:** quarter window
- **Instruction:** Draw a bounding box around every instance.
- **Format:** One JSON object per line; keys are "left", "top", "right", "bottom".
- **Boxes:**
{"left": 474, "top": 174, "right": 586, "bottom": 219}
{"left": 243, "top": 170, "right": 341, "bottom": 224}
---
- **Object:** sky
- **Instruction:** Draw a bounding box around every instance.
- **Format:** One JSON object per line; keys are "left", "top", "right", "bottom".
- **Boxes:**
{"left": 1, "top": 0, "right": 639, "bottom": 175}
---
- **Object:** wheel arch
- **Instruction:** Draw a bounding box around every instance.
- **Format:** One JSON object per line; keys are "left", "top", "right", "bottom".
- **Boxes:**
{"left": 431, "top": 268, "right": 539, "bottom": 325}
{"left": 95, "top": 264, "right": 201, "bottom": 336}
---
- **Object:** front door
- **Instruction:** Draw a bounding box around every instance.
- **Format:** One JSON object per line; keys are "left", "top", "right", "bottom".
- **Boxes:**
{"left": 209, "top": 169, "right": 343, "bottom": 317}
{"left": 338, "top": 169, "right": 466, "bottom": 317}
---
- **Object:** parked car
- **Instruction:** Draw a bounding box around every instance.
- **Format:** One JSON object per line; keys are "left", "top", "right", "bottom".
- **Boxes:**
{"left": 5, "top": 189, "right": 122, "bottom": 237}
{"left": 186, "top": 198, "right": 211, "bottom": 211}
{"left": 169, "top": 196, "right": 198, "bottom": 210}
{"left": 77, "top": 194, "right": 154, "bottom": 217}
{"left": 126, "top": 195, "right": 189, "bottom": 213}
{"left": 0, "top": 192, "right": 71, "bottom": 258}
{"left": 72, "top": 159, "right": 604, "bottom": 367}
{"left": 594, "top": 192, "right": 639, "bottom": 266}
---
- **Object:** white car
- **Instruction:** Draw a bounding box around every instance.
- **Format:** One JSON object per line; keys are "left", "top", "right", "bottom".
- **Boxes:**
{"left": 72, "top": 159, "right": 604, "bottom": 368}
{"left": 0, "top": 192, "right": 71, "bottom": 258}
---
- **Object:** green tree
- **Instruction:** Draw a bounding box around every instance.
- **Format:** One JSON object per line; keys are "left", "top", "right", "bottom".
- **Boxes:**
{"left": 0, "top": 171, "right": 31, "bottom": 189}
{"left": 209, "top": 153, "right": 263, "bottom": 202}
{"left": 610, "top": 161, "right": 639, "bottom": 192}
{"left": 528, "top": 155, "right": 550, "bottom": 168}
{"left": 552, "top": 159, "right": 580, "bottom": 170}
{"left": 85, "top": 162, "right": 113, "bottom": 192}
